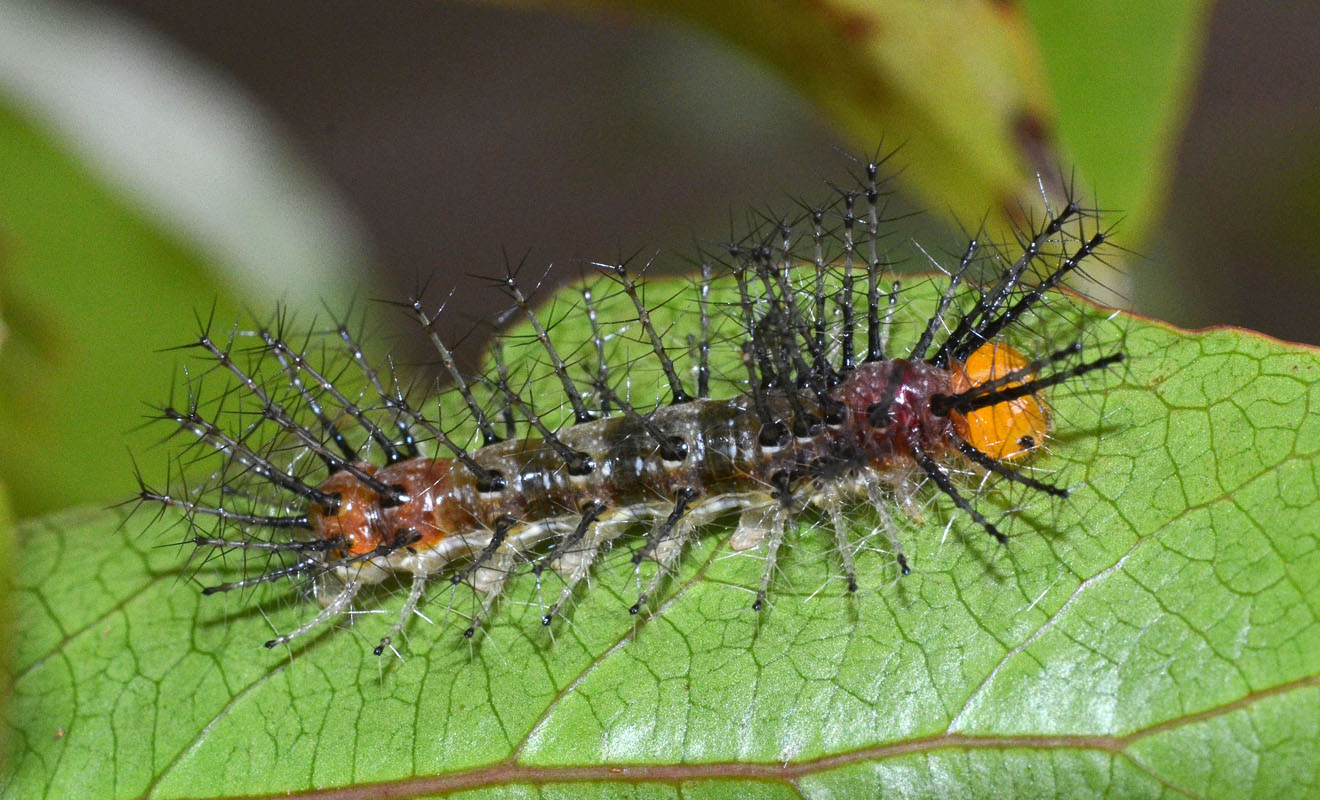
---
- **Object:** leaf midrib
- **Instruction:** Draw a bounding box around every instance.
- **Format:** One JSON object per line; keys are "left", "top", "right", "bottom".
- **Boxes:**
{"left": 138, "top": 671, "right": 1320, "bottom": 800}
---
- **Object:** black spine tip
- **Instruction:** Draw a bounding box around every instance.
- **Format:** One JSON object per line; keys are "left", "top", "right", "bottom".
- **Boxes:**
{"left": 463, "top": 627, "right": 476, "bottom": 639}
{"left": 380, "top": 485, "right": 410, "bottom": 508}
{"left": 898, "top": 554, "right": 910, "bottom": 576}
{"left": 662, "top": 436, "right": 689, "bottom": 462}
{"left": 567, "top": 454, "right": 596, "bottom": 477}
{"left": 629, "top": 603, "right": 641, "bottom": 615}
{"left": 824, "top": 401, "right": 847, "bottom": 426}
{"left": 866, "top": 403, "right": 891, "bottom": 428}
{"left": 476, "top": 471, "right": 506, "bottom": 493}
{"left": 264, "top": 639, "right": 278, "bottom": 649}
{"left": 793, "top": 415, "right": 823, "bottom": 438}
{"left": 758, "top": 422, "right": 790, "bottom": 448}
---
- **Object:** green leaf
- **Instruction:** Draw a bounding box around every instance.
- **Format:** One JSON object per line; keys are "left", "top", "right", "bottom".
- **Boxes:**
{"left": 0, "top": 480, "right": 13, "bottom": 772}
{"left": 1021, "top": 0, "right": 1212, "bottom": 244}
{"left": 0, "top": 1, "right": 369, "bottom": 516}
{"left": 4, "top": 283, "right": 1318, "bottom": 798}
{"left": 0, "top": 100, "right": 238, "bottom": 517}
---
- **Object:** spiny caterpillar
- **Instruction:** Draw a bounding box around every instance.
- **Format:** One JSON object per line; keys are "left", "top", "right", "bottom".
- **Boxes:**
{"left": 135, "top": 155, "right": 1123, "bottom": 654}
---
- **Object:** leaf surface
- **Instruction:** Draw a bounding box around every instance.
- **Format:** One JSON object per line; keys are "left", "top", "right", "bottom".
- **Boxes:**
{"left": 3, "top": 292, "right": 1318, "bottom": 799}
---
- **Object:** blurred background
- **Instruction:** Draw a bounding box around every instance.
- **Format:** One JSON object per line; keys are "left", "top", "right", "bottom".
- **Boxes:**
{"left": 0, "top": 0, "right": 1317, "bottom": 516}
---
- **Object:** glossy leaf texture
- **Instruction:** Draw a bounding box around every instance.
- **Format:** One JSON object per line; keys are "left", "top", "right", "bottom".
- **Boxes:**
{"left": 3, "top": 280, "right": 1318, "bottom": 799}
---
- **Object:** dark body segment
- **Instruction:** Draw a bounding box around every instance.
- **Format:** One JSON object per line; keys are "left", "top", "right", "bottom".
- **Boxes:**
{"left": 311, "top": 359, "right": 961, "bottom": 565}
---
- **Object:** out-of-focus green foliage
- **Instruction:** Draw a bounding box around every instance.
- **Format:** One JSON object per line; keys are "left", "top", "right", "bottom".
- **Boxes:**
{"left": 1022, "top": 0, "right": 1210, "bottom": 243}
{"left": 548, "top": 0, "right": 1209, "bottom": 242}
{"left": 0, "top": 2, "right": 367, "bottom": 516}
{"left": 0, "top": 104, "right": 241, "bottom": 515}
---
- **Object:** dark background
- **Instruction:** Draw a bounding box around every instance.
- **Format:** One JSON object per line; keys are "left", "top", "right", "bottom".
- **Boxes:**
{"left": 96, "top": 0, "right": 1320, "bottom": 348}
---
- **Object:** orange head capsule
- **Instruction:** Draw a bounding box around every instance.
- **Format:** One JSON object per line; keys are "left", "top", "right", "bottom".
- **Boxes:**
{"left": 949, "top": 342, "right": 1050, "bottom": 462}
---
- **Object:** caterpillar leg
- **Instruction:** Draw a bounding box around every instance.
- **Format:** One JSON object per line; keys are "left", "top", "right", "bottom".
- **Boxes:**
{"left": 825, "top": 494, "right": 860, "bottom": 593}
{"left": 265, "top": 577, "right": 360, "bottom": 649}
{"left": 462, "top": 544, "right": 519, "bottom": 639}
{"left": 752, "top": 504, "right": 790, "bottom": 611}
{"left": 630, "top": 489, "right": 699, "bottom": 614}
{"left": 374, "top": 572, "right": 428, "bottom": 656}
{"left": 867, "top": 484, "right": 911, "bottom": 576}
{"left": 729, "top": 498, "right": 777, "bottom": 552}
{"left": 537, "top": 503, "right": 610, "bottom": 626}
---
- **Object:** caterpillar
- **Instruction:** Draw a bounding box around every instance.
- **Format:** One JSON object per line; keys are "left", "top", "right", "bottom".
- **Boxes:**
{"left": 135, "top": 155, "right": 1124, "bottom": 655}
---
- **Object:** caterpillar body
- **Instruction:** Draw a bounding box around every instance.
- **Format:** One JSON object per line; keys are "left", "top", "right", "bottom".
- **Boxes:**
{"left": 137, "top": 156, "right": 1123, "bottom": 654}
